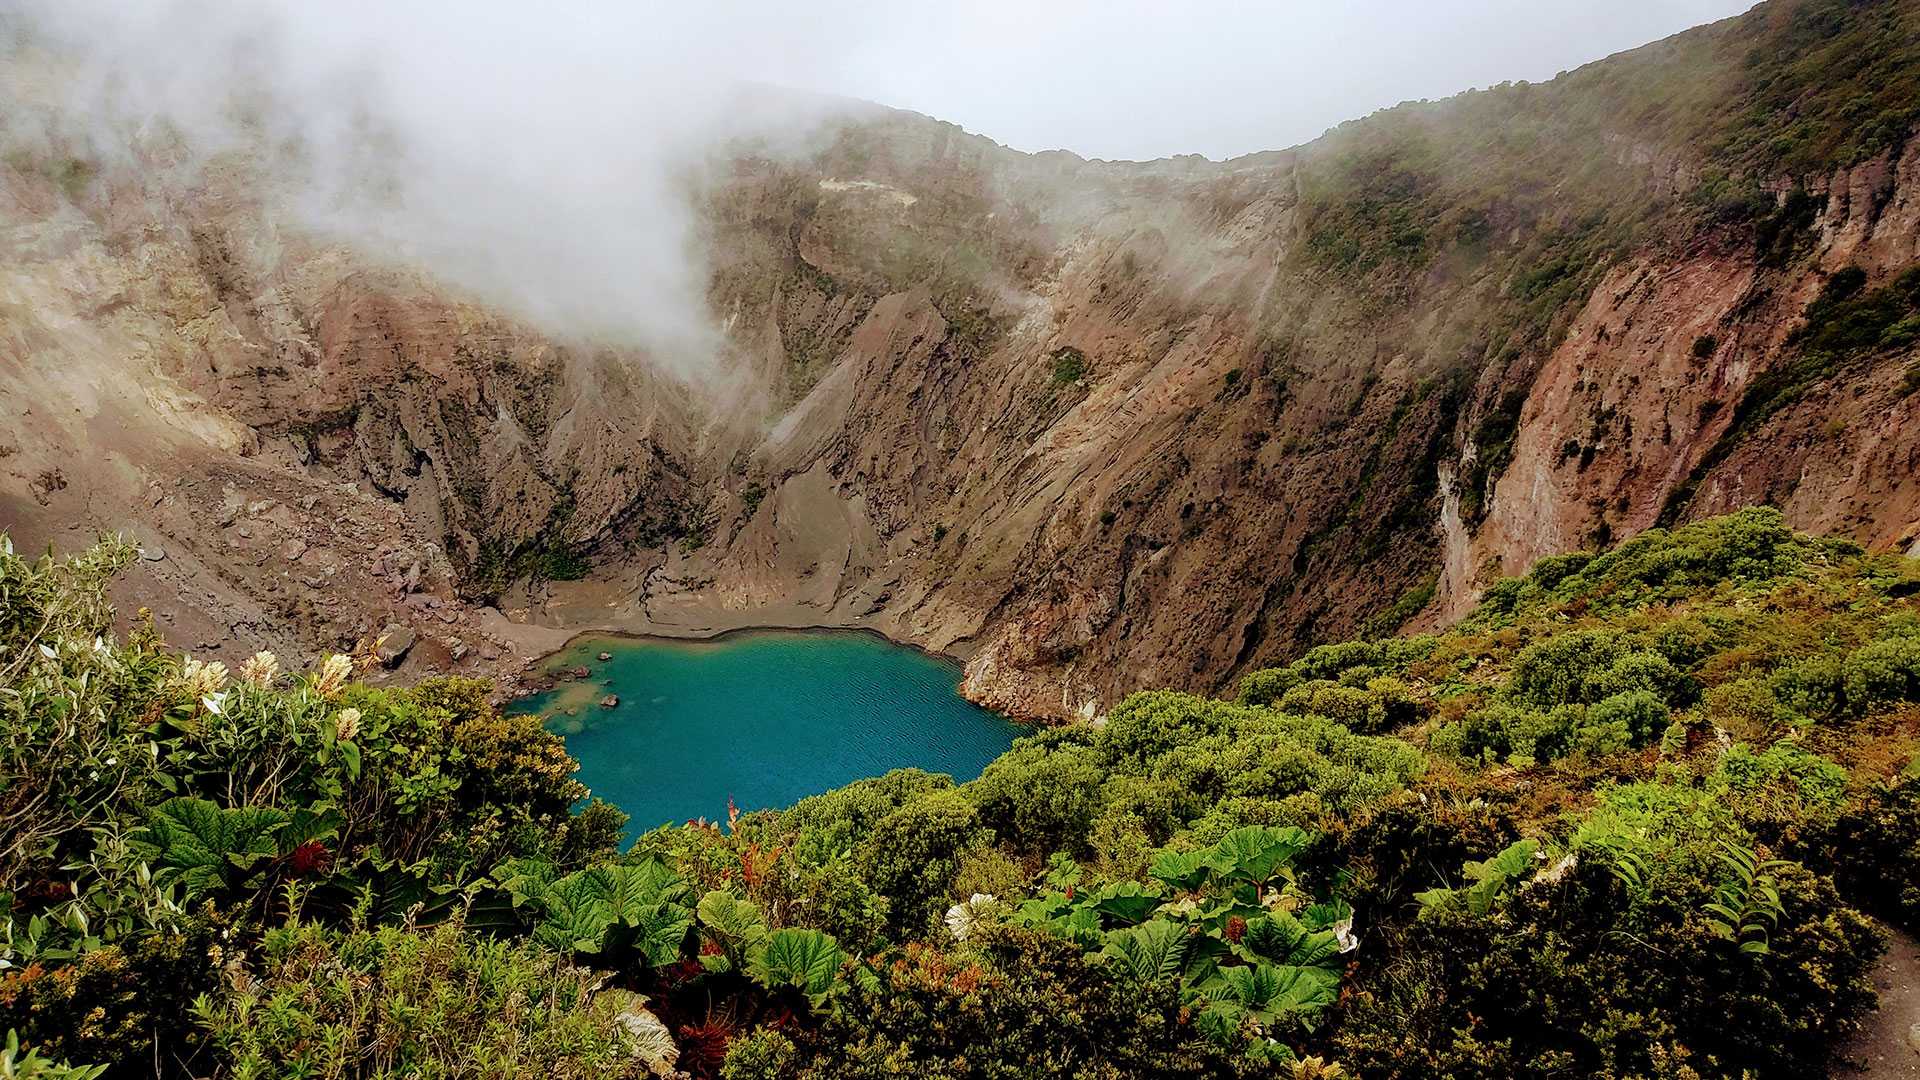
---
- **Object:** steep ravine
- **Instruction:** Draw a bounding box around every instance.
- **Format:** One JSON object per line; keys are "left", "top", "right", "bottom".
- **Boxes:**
{"left": 5, "top": 0, "right": 1920, "bottom": 717}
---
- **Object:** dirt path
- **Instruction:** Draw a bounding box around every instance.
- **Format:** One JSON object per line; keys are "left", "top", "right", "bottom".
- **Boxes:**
{"left": 1839, "top": 923, "right": 1920, "bottom": 1078}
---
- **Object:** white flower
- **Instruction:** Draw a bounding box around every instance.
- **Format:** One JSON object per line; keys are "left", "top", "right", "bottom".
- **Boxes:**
{"left": 179, "top": 658, "right": 229, "bottom": 698}
{"left": 240, "top": 651, "right": 280, "bottom": 688}
{"left": 313, "top": 653, "right": 353, "bottom": 699}
{"left": 334, "top": 707, "right": 361, "bottom": 742}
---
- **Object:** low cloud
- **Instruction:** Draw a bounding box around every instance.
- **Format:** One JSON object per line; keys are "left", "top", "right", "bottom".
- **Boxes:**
{"left": 2, "top": 0, "right": 858, "bottom": 381}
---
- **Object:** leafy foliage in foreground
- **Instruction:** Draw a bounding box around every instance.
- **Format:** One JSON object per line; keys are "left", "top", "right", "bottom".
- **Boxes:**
{"left": 2, "top": 507, "right": 1916, "bottom": 1078}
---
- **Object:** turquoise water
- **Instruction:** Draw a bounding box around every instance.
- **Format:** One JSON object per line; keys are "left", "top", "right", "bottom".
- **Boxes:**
{"left": 509, "top": 630, "right": 1022, "bottom": 837}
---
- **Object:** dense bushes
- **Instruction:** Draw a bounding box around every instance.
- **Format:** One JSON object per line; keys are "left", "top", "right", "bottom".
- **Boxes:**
{"left": 969, "top": 693, "right": 1425, "bottom": 868}
{"left": 1337, "top": 855, "right": 1882, "bottom": 1078}
{"left": 191, "top": 919, "right": 650, "bottom": 1079}
{"left": 721, "top": 924, "right": 1260, "bottom": 1080}
{"left": 3, "top": 510, "right": 1916, "bottom": 1077}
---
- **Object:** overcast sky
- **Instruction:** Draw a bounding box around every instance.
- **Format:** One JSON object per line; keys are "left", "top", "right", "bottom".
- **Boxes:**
{"left": 780, "top": 0, "right": 1758, "bottom": 160}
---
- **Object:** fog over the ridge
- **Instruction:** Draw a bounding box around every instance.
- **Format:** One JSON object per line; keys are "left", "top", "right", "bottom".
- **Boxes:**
{"left": 2, "top": 1, "right": 878, "bottom": 380}
{"left": 1, "top": 0, "right": 1756, "bottom": 375}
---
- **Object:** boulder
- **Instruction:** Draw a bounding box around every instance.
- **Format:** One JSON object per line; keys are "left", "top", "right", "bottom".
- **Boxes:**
{"left": 375, "top": 624, "right": 417, "bottom": 667}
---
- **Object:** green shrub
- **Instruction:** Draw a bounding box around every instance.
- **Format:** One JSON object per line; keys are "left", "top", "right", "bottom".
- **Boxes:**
{"left": 1819, "top": 762, "right": 1920, "bottom": 931}
{"left": 1583, "top": 689, "right": 1670, "bottom": 748}
{"left": 855, "top": 791, "right": 986, "bottom": 936}
{"left": 1336, "top": 854, "right": 1882, "bottom": 1078}
{"left": 0, "top": 914, "right": 222, "bottom": 1069}
{"left": 0, "top": 1033, "right": 104, "bottom": 1080}
{"left": 727, "top": 923, "right": 1261, "bottom": 1078}
{"left": 1711, "top": 742, "right": 1849, "bottom": 841}
{"left": 1702, "top": 677, "right": 1792, "bottom": 739}
{"left": 1237, "top": 667, "right": 1303, "bottom": 706}
{"left": 191, "top": 918, "right": 644, "bottom": 1079}
{"left": 1469, "top": 508, "right": 1841, "bottom": 626}
{"left": 1049, "top": 347, "right": 1088, "bottom": 386}
{"left": 1769, "top": 655, "right": 1847, "bottom": 720}
{"left": 967, "top": 742, "right": 1105, "bottom": 856}
{"left": 1841, "top": 633, "right": 1920, "bottom": 712}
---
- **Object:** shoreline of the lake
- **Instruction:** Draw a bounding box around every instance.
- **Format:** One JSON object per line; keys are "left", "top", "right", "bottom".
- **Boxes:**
{"left": 518, "top": 622, "right": 973, "bottom": 673}
{"left": 508, "top": 629, "right": 1024, "bottom": 835}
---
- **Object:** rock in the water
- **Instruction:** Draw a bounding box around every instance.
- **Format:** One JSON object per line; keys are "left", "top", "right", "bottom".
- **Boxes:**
{"left": 598, "top": 651, "right": 613, "bottom": 661}
{"left": 572, "top": 665, "right": 591, "bottom": 679}
{"left": 375, "top": 624, "right": 417, "bottom": 667}
{"left": 600, "top": 694, "right": 619, "bottom": 709}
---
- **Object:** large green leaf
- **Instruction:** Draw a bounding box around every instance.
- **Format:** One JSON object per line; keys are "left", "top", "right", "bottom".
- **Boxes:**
{"left": 747, "top": 928, "right": 846, "bottom": 1006}
{"left": 1300, "top": 899, "right": 1352, "bottom": 933}
{"left": 697, "top": 890, "right": 769, "bottom": 972}
{"left": 1088, "top": 881, "right": 1163, "bottom": 926}
{"left": 1210, "top": 826, "right": 1312, "bottom": 885}
{"left": 599, "top": 859, "right": 691, "bottom": 917}
{"left": 129, "top": 797, "right": 288, "bottom": 895}
{"left": 531, "top": 860, "right": 693, "bottom": 965}
{"left": 627, "top": 902, "right": 696, "bottom": 968}
{"left": 1418, "top": 839, "right": 1541, "bottom": 917}
{"left": 1099, "top": 919, "right": 1190, "bottom": 982}
{"left": 1206, "top": 959, "right": 1337, "bottom": 1005}
{"left": 1237, "top": 910, "right": 1340, "bottom": 968}
{"left": 1207, "top": 962, "right": 1286, "bottom": 1009}
{"left": 532, "top": 871, "right": 617, "bottom": 953}
{"left": 1478, "top": 838, "right": 1541, "bottom": 881}
{"left": 1148, "top": 848, "right": 1231, "bottom": 891}
{"left": 492, "top": 857, "right": 560, "bottom": 907}
{"left": 1264, "top": 963, "right": 1342, "bottom": 1015}
{"left": 1012, "top": 892, "right": 1108, "bottom": 947}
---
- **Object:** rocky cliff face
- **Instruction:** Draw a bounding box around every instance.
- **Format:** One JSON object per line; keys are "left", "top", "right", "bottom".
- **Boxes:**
{"left": 4, "top": 0, "right": 1919, "bottom": 715}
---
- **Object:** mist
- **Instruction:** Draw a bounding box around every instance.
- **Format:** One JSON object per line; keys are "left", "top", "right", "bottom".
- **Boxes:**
{"left": 2, "top": 0, "right": 864, "bottom": 382}
{"left": 1, "top": 0, "right": 1757, "bottom": 380}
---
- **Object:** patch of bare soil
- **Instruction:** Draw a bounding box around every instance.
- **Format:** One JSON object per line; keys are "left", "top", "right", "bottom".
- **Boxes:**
{"left": 1839, "top": 924, "right": 1920, "bottom": 1079}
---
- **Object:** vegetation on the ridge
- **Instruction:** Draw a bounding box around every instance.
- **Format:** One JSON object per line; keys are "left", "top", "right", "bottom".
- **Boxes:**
{"left": 1282, "top": 0, "right": 1920, "bottom": 526}
{"left": 1301, "top": 0, "right": 1920, "bottom": 292}
{"left": 2, "top": 507, "right": 1917, "bottom": 1077}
